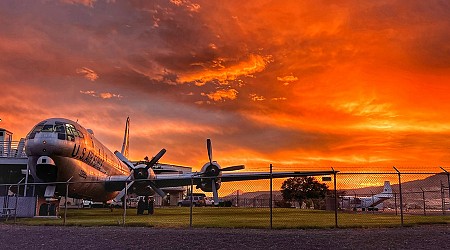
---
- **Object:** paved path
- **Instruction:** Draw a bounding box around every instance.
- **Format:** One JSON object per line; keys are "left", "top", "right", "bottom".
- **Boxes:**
{"left": 0, "top": 224, "right": 449, "bottom": 249}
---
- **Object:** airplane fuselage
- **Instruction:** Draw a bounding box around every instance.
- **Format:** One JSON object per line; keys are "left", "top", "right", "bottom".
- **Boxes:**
{"left": 25, "top": 118, "right": 130, "bottom": 201}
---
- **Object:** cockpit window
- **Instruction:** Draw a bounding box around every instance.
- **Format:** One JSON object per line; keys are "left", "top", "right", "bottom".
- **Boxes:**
{"left": 55, "top": 122, "right": 66, "bottom": 140}
{"left": 32, "top": 122, "right": 46, "bottom": 133}
{"left": 54, "top": 123, "right": 65, "bottom": 133}
{"left": 27, "top": 122, "right": 46, "bottom": 139}
{"left": 41, "top": 125, "right": 54, "bottom": 132}
{"left": 27, "top": 121, "right": 83, "bottom": 142}
{"left": 65, "top": 124, "right": 77, "bottom": 142}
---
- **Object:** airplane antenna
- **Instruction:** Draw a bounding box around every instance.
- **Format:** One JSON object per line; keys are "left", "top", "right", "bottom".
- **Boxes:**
{"left": 121, "top": 117, "right": 130, "bottom": 158}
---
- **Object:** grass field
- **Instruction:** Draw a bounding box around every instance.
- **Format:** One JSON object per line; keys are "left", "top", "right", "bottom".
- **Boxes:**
{"left": 4, "top": 207, "right": 450, "bottom": 229}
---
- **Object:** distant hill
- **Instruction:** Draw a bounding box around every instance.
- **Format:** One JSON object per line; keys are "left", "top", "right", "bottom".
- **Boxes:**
{"left": 223, "top": 190, "right": 283, "bottom": 200}
{"left": 340, "top": 174, "right": 449, "bottom": 195}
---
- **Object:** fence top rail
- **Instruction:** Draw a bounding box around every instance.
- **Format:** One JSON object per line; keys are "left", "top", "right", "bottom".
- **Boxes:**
{"left": 337, "top": 172, "right": 446, "bottom": 175}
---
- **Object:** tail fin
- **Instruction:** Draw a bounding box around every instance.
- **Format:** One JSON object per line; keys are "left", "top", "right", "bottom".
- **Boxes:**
{"left": 380, "top": 181, "right": 393, "bottom": 198}
{"left": 121, "top": 117, "right": 130, "bottom": 158}
{"left": 382, "top": 181, "right": 392, "bottom": 193}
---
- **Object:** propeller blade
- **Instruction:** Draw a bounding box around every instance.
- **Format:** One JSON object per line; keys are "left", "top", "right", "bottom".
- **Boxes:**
{"left": 149, "top": 182, "right": 166, "bottom": 198}
{"left": 113, "top": 180, "right": 134, "bottom": 202}
{"left": 221, "top": 165, "right": 245, "bottom": 172}
{"left": 207, "top": 138, "right": 213, "bottom": 164}
{"left": 211, "top": 179, "right": 219, "bottom": 205}
{"left": 115, "top": 151, "right": 135, "bottom": 170}
{"left": 146, "top": 148, "right": 167, "bottom": 170}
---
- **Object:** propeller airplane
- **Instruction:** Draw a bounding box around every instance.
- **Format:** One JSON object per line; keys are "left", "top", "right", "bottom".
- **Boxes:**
{"left": 25, "top": 117, "right": 335, "bottom": 206}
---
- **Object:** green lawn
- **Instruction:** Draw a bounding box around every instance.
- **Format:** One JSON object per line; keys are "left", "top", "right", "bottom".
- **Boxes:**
{"left": 4, "top": 207, "right": 450, "bottom": 229}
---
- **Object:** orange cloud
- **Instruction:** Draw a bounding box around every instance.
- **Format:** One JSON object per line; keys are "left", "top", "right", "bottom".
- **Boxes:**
{"left": 61, "top": 0, "right": 96, "bottom": 8}
{"left": 170, "top": 0, "right": 200, "bottom": 12}
{"left": 202, "top": 89, "right": 238, "bottom": 102}
{"left": 76, "top": 67, "right": 99, "bottom": 81}
{"left": 178, "top": 54, "right": 272, "bottom": 85}
{"left": 277, "top": 75, "right": 298, "bottom": 86}
{"left": 80, "top": 90, "right": 122, "bottom": 99}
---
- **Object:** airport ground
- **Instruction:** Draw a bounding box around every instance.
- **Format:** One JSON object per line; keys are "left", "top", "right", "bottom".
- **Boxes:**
{"left": 6, "top": 207, "right": 450, "bottom": 228}
{"left": 0, "top": 224, "right": 449, "bottom": 249}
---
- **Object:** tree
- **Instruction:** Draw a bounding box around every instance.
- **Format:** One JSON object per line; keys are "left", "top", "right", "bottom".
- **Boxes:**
{"left": 281, "top": 176, "right": 329, "bottom": 209}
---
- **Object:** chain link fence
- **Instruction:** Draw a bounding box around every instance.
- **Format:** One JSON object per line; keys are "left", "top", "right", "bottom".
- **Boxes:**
{"left": 1, "top": 168, "right": 449, "bottom": 228}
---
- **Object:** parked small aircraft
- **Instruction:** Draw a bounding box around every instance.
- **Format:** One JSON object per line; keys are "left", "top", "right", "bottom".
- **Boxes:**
{"left": 340, "top": 181, "right": 393, "bottom": 211}
{"left": 25, "top": 117, "right": 335, "bottom": 205}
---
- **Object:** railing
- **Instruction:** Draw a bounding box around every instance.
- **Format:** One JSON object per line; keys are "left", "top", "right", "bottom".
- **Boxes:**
{"left": 0, "top": 140, "right": 26, "bottom": 158}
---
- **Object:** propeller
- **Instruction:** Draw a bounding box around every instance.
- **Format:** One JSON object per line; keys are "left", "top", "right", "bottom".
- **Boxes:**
{"left": 113, "top": 180, "right": 134, "bottom": 202}
{"left": 113, "top": 148, "right": 167, "bottom": 201}
{"left": 207, "top": 138, "right": 213, "bottom": 164}
{"left": 146, "top": 149, "right": 166, "bottom": 169}
{"left": 199, "top": 138, "right": 245, "bottom": 205}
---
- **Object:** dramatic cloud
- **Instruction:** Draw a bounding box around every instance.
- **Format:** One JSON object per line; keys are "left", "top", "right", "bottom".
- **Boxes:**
{"left": 277, "top": 75, "right": 298, "bottom": 86}
{"left": 76, "top": 67, "right": 99, "bottom": 81}
{"left": 1, "top": 0, "right": 450, "bottom": 174}
{"left": 79, "top": 90, "right": 122, "bottom": 99}
{"left": 202, "top": 89, "right": 238, "bottom": 102}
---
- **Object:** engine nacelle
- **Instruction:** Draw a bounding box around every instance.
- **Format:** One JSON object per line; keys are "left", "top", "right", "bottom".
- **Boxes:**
{"left": 198, "top": 178, "right": 221, "bottom": 192}
{"left": 132, "top": 163, "right": 156, "bottom": 180}
{"left": 197, "top": 161, "right": 222, "bottom": 192}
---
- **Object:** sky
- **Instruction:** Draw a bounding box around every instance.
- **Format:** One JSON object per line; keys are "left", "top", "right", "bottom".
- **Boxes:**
{"left": 2, "top": 0, "right": 450, "bottom": 175}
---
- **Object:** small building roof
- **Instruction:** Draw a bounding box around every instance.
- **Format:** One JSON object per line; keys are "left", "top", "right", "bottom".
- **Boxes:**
{"left": 0, "top": 128, "right": 13, "bottom": 135}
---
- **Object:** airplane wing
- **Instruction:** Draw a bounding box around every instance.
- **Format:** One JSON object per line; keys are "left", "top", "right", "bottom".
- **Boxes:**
{"left": 153, "top": 171, "right": 336, "bottom": 188}
{"left": 220, "top": 171, "right": 336, "bottom": 182}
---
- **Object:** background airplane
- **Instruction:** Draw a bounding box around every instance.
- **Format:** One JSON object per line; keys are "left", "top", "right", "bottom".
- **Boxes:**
{"left": 25, "top": 117, "right": 335, "bottom": 205}
{"left": 340, "top": 181, "right": 393, "bottom": 211}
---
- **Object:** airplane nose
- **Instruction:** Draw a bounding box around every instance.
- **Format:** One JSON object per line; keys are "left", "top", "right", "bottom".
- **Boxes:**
{"left": 36, "top": 156, "right": 58, "bottom": 182}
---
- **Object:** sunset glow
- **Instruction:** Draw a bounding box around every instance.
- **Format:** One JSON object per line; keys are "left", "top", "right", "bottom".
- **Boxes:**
{"left": 1, "top": 0, "right": 450, "bottom": 175}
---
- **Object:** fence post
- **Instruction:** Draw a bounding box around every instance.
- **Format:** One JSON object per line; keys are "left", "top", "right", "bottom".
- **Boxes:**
{"left": 441, "top": 181, "right": 445, "bottom": 215}
{"left": 24, "top": 163, "right": 30, "bottom": 197}
{"left": 440, "top": 167, "right": 450, "bottom": 212}
{"left": 270, "top": 164, "right": 273, "bottom": 229}
{"left": 394, "top": 192, "right": 398, "bottom": 215}
{"left": 14, "top": 182, "right": 19, "bottom": 223}
{"left": 393, "top": 167, "right": 403, "bottom": 226}
{"left": 332, "top": 167, "right": 338, "bottom": 228}
{"left": 123, "top": 181, "right": 127, "bottom": 226}
{"left": 420, "top": 187, "right": 426, "bottom": 216}
{"left": 190, "top": 176, "right": 193, "bottom": 228}
{"left": 63, "top": 177, "right": 73, "bottom": 226}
